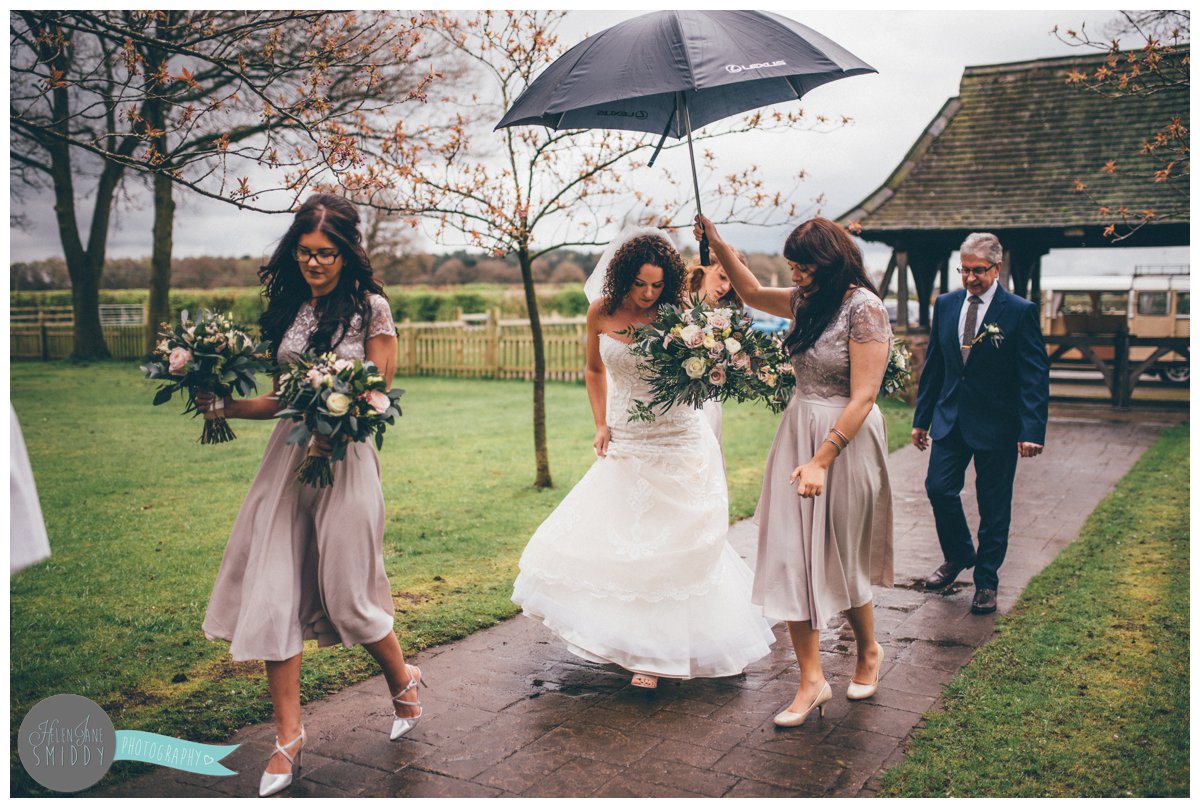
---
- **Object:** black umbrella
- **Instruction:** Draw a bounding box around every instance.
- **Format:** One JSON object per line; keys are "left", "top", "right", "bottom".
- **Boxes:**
{"left": 496, "top": 10, "right": 875, "bottom": 262}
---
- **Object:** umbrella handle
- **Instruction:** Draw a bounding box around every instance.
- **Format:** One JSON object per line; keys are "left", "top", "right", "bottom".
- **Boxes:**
{"left": 678, "top": 92, "right": 709, "bottom": 266}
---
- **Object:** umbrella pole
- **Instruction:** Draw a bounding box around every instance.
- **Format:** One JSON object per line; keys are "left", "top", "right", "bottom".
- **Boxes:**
{"left": 679, "top": 93, "right": 709, "bottom": 265}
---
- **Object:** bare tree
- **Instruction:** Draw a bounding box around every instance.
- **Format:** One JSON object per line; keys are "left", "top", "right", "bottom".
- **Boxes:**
{"left": 348, "top": 10, "right": 848, "bottom": 488}
{"left": 11, "top": 11, "right": 442, "bottom": 355}
{"left": 1056, "top": 11, "right": 1189, "bottom": 240}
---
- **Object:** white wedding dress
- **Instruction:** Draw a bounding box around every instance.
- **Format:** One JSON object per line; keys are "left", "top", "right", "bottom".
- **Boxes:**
{"left": 512, "top": 334, "right": 774, "bottom": 678}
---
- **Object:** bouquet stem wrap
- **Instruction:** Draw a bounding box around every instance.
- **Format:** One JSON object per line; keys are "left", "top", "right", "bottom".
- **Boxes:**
{"left": 200, "top": 395, "right": 237, "bottom": 445}
{"left": 295, "top": 436, "right": 334, "bottom": 488}
{"left": 142, "top": 309, "right": 272, "bottom": 446}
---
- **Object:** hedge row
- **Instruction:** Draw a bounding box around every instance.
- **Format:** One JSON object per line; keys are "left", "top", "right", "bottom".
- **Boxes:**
{"left": 12, "top": 284, "right": 589, "bottom": 325}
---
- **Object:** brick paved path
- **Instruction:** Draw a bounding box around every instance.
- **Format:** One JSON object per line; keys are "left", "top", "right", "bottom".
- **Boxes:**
{"left": 94, "top": 408, "right": 1179, "bottom": 798}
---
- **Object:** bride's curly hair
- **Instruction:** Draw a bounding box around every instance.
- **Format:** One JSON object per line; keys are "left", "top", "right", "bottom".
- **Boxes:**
{"left": 600, "top": 234, "right": 685, "bottom": 315}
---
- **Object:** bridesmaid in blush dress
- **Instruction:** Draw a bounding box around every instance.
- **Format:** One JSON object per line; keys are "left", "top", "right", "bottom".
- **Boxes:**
{"left": 696, "top": 215, "right": 894, "bottom": 727}
{"left": 197, "top": 195, "right": 421, "bottom": 796}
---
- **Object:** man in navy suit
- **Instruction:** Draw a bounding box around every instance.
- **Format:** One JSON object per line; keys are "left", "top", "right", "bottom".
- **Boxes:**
{"left": 911, "top": 232, "right": 1050, "bottom": 614}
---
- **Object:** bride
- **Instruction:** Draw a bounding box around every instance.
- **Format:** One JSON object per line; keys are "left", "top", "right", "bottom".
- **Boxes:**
{"left": 511, "top": 227, "right": 774, "bottom": 688}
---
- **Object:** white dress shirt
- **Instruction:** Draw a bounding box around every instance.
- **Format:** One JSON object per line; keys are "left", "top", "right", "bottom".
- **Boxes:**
{"left": 957, "top": 279, "right": 999, "bottom": 346}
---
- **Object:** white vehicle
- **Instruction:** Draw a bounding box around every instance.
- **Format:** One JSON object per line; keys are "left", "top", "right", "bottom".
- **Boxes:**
{"left": 1041, "top": 266, "right": 1190, "bottom": 384}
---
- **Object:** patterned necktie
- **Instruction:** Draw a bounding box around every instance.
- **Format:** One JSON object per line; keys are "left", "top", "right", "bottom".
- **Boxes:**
{"left": 961, "top": 295, "right": 982, "bottom": 363}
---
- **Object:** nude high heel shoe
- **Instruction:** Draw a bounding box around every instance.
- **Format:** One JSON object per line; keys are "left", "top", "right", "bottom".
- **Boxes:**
{"left": 773, "top": 681, "right": 832, "bottom": 727}
{"left": 390, "top": 664, "right": 425, "bottom": 741}
{"left": 846, "top": 643, "right": 885, "bottom": 700}
{"left": 258, "top": 725, "right": 305, "bottom": 797}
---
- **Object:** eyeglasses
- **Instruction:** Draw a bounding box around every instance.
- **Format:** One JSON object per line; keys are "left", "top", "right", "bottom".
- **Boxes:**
{"left": 787, "top": 261, "right": 817, "bottom": 275}
{"left": 294, "top": 247, "right": 341, "bottom": 266}
{"left": 958, "top": 264, "right": 996, "bottom": 276}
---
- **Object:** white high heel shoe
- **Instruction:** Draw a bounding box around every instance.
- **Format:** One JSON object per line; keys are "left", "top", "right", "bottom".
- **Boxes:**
{"left": 846, "top": 643, "right": 885, "bottom": 700}
{"left": 258, "top": 725, "right": 305, "bottom": 797}
{"left": 390, "top": 664, "right": 426, "bottom": 741}
{"left": 773, "top": 681, "right": 832, "bottom": 727}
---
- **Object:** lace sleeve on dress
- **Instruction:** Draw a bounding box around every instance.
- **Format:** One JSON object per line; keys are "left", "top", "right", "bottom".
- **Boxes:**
{"left": 366, "top": 294, "right": 397, "bottom": 339}
{"left": 848, "top": 291, "right": 892, "bottom": 344}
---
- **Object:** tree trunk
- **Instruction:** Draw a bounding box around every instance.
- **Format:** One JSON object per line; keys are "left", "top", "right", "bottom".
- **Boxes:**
{"left": 518, "top": 247, "right": 552, "bottom": 489}
{"left": 36, "top": 17, "right": 113, "bottom": 360}
{"left": 146, "top": 170, "right": 175, "bottom": 350}
{"left": 69, "top": 257, "right": 109, "bottom": 361}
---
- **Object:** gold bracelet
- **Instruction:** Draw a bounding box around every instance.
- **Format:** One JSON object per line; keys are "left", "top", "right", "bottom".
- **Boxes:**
{"left": 830, "top": 427, "right": 850, "bottom": 447}
{"left": 822, "top": 438, "right": 843, "bottom": 456}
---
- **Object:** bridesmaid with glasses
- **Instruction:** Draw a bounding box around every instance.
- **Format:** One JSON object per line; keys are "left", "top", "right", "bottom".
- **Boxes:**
{"left": 197, "top": 194, "right": 421, "bottom": 796}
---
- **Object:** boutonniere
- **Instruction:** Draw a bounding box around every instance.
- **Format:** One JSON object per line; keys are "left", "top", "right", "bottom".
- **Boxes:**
{"left": 970, "top": 322, "right": 1005, "bottom": 349}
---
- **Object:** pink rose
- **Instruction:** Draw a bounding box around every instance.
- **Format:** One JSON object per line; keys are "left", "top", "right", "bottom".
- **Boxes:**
{"left": 732, "top": 352, "right": 751, "bottom": 371}
{"left": 707, "top": 313, "right": 730, "bottom": 330}
{"left": 305, "top": 368, "right": 323, "bottom": 388}
{"left": 364, "top": 390, "right": 390, "bottom": 413}
{"left": 709, "top": 365, "right": 727, "bottom": 386}
{"left": 168, "top": 347, "right": 193, "bottom": 375}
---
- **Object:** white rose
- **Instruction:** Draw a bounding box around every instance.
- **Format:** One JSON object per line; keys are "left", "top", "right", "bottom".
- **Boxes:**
{"left": 680, "top": 324, "right": 703, "bottom": 348}
{"left": 682, "top": 356, "right": 707, "bottom": 379}
{"left": 325, "top": 392, "right": 351, "bottom": 416}
{"left": 724, "top": 337, "right": 741, "bottom": 355}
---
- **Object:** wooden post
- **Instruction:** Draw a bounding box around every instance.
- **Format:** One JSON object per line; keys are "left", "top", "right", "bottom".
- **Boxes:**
{"left": 1000, "top": 249, "right": 1013, "bottom": 291}
{"left": 1112, "top": 327, "right": 1130, "bottom": 409}
{"left": 1031, "top": 255, "right": 1043, "bottom": 309}
{"left": 486, "top": 308, "right": 501, "bottom": 377}
{"left": 405, "top": 322, "right": 417, "bottom": 375}
{"left": 878, "top": 252, "right": 897, "bottom": 298}
{"left": 895, "top": 250, "right": 910, "bottom": 333}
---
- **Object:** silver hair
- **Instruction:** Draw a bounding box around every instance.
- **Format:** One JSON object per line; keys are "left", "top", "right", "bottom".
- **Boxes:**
{"left": 960, "top": 232, "right": 1003, "bottom": 265}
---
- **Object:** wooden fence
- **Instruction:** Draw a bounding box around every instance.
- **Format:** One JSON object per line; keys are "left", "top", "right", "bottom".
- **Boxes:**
{"left": 12, "top": 306, "right": 589, "bottom": 379}
{"left": 397, "top": 313, "right": 587, "bottom": 381}
{"left": 11, "top": 305, "right": 147, "bottom": 361}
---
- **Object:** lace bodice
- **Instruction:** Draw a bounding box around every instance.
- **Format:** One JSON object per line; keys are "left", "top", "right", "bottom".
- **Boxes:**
{"left": 600, "top": 334, "right": 701, "bottom": 442}
{"left": 277, "top": 293, "right": 396, "bottom": 364}
{"left": 791, "top": 287, "right": 891, "bottom": 400}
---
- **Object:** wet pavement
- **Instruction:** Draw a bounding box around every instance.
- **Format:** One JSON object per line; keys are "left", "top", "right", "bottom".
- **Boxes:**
{"left": 92, "top": 409, "right": 1179, "bottom": 798}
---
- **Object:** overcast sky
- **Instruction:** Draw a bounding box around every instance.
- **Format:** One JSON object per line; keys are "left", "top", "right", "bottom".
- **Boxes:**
{"left": 8, "top": 8, "right": 1189, "bottom": 279}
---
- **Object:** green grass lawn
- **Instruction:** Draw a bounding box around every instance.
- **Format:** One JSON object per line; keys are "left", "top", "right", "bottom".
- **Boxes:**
{"left": 880, "top": 424, "right": 1189, "bottom": 797}
{"left": 11, "top": 361, "right": 911, "bottom": 795}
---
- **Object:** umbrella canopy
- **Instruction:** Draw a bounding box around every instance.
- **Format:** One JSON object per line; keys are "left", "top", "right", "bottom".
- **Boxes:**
{"left": 496, "top": 10, "right": 875, "bottom": 137}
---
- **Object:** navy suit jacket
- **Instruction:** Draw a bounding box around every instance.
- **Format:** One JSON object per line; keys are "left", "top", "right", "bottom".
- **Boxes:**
{"left": 913, "top": 285, "right": 1049, "bottom": 451}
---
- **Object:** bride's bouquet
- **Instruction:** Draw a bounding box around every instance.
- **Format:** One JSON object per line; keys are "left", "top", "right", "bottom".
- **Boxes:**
{"left": 141, "top": 310, "right": 273, "bottom": 444}
{"left": 274, "top": 352, "right": 404, "bottom": 488}
{"left": 882, "top": 338, "right": 914, "bottom": 397}
{"left": 622, "top": 295, "right": 795, "bottom": 422}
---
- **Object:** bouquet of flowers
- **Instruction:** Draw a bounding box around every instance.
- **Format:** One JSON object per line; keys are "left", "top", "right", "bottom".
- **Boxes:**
{"left": 274, "top": 352, "right": 404, "bottom": 488}
{"left": 141, "top": 310, "right": 273, "bottom": 444}
{"left": 882, "top": 338, "right": 914, "bottom": 397}
{"left": 622, "top": 295, "right": 796, "bottom": 421}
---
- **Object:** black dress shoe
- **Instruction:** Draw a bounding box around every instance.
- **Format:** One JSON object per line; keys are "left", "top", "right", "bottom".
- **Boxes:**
{"left": 925, "top": 558, "right": 974, "bottom": 590}
{"left": 971, "top": 588, "right": 997, "bottom": 614}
